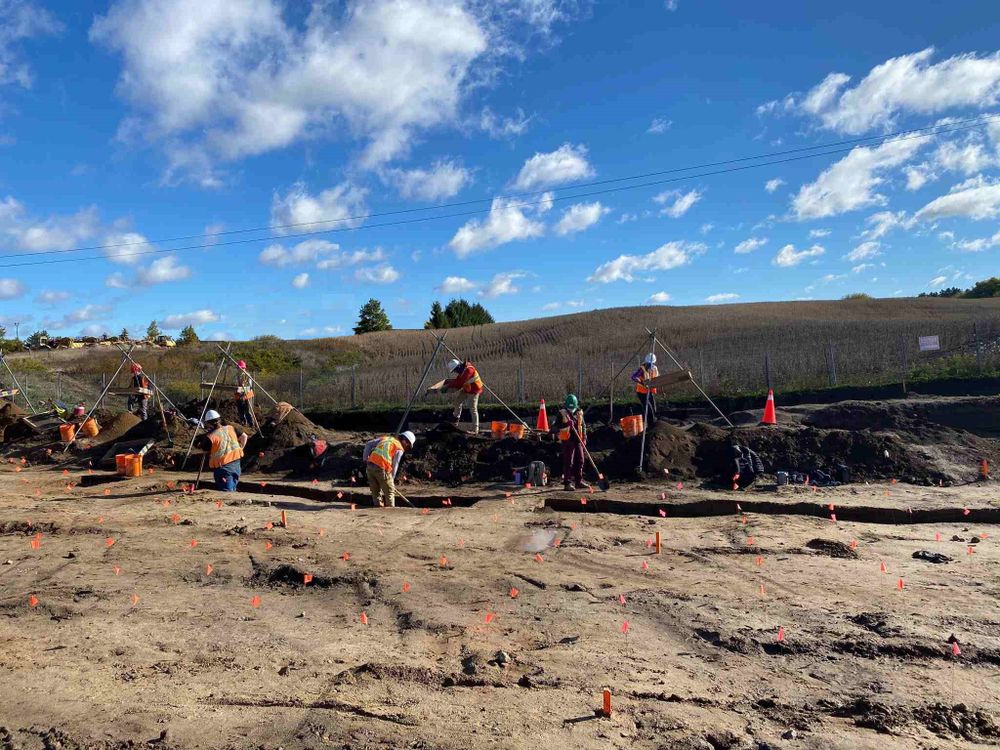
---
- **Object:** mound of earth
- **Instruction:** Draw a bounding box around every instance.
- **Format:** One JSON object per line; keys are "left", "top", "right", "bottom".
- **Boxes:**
{"left": 0, "top": 401, "right": 31, "bottom": 442}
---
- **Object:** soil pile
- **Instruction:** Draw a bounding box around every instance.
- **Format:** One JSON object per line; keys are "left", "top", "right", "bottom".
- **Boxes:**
{"left": 242, "top": 409, "right": 348, "bottom": 475}
{"left": 0, "top": 402, "right": 31, "bottom": 443}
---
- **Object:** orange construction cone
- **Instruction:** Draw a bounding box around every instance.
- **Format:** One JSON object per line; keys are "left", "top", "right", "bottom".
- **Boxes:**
{"left": 536, "top": 399, "right": 549, "bottom": 432}
{"left": 761, "top": 389, "right": 777, "bottom": 425}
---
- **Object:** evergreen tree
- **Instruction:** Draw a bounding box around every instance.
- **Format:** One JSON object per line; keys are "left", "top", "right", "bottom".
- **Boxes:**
{"left": 120, "top": 327, "right": 130, "bottom": 341}
{"left": 353, "top": 298, "right": 392, "bottom": 335}
{"left": 146, "top": 320, "right": 161, "bottom": 340}
{"left": 424, "top": 301, "right": 449, "bottom": 329}
{"left": 441, "top": 299, "right": 495, "bottom": 328}
{"left": 25, "top": 330, "right": 49, "bottom": 348}
{"left": 177, "top": 325, "right": 200, "bottom": 346}
{"left": 964, "top": 277, "right": 1000, "bottom": 298}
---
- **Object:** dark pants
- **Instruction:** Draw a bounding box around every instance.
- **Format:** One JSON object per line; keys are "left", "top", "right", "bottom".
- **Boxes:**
{"left": 237, "top": 399, "right": 254, "bottom": 427}
{"left": 129, "top": 396, "right": 149, "bottom": 420}
{"left": 637, "top": 390, "right": 657, "bottom": 418}
{"left": 562, "top": 442, "right": 584, "bottom": 486}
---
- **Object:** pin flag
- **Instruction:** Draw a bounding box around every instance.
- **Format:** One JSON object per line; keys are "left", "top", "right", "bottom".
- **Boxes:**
{"left": 190, "top": 539, "right": 198, "bottom": 548}
{"left": 776, "top": 626, "right": 785, "bottom": 642}
{"left": 935, "top": 532, "right": 941, "bottom": 541}
{"left": 952, "top": 642, "right": 961, "bottom": 656}
{"left": 485, "top": 612, "right": 495, "bottom": 624}
{"left": 759, "top": 584, "right": 765, "bottom": 597}
{"left": 162, "top": 499, "right": 170, "bottom": 507}
{"left": 618, "top": 594, "right": 626, "bottom": 606}
{"left": 967, "top": 545, "right": 975, "bottom": 555}
{"left": 510, "top": 587, "right": 519, "bottom": 599}
{"left": 340, "top": 551, "right": 351, "bottom": 561}
{"left": 264, "top": 521, "right": 273, "bottom": 530}
{"left": 113, "top": 566, "right": 121, "bottom": 575}
{"left": 420, "top": 508, "right": 430, "bottom": 516}
{"left": 303, "top": 573, "right": 313, "bottom": 585}
{"left": 660, "top": 493, "right": 666, "bottom": 501}
{"left": 28, "top": 594, "right": 38, "bottom": 608}
{"left": 350, "top": 504, "right": 357, "bottom": 511}
{"left": 963, "top": 507, "right": 971, "bottom": 516}
{"left": 171, "top": 513, "right": 181, "bottom": 524}
{"left": 879, "top": 561, "right": 887, "bottom": 573}
{"left": 264, "top": 541, "right": 273, "bottom": 551}
{"left": 439, "top": 555, "right": 448, "bottom": 567}
{"left": 676, "top": 482, "right": 683, "bottom": 490}
{"left": 755, "top": 555, "right": 763, "bottom": 567}
{"left": 534, "top": 553, "right": 544, "bottom": 563}
{"left": 360, "top": 612, "right": 368, "bottom": 625}
{"left": 104, "top": 489, "right": 110, "bottom": 496}
{"left": 336, "top": 491, "right": 344, "bottom": 499}
{"left": 746, "top": 536, "right": 755, "bottom": 546}
{"left": 603, "top": 688, "right": 612, "bottom": 718}
{"left": 621, "top": 620, "right": 630, "bottom": 634}
{"left": 641, "top": 560, "right": 649, "bottom": 572}
{"left": 850, "top": 539, "right": 858, "bottom": 550}
{"left": 580, "top": 497, "right": 587, "bottom": 506}
{"left": 830, "top": 513, "right": 837, "bottom": 523}
{"left": 250, "top": 595, "right": 261, "bottom": 608}
{"left": 131, "top": 594, "right": 141, "bottom": 607}
{"left": 205, "top": 564, "right": 212, "bottom": 576}
{"left": 458, "top": 539, "right": 465, "bottom": 548}
{"left": 106, "top": 537, "right": 115, "bottom": 548}
{"left": 319, "top": 528, "right": 326, "bottom": 537}
{"left": 215, "top": 500, "right": 222, "bottom": 509}
{"left": 29, "top": 538, "right": 40, "bottom": 550}
{"left": 402, "top": 582, "right": 411, "bottom": 593}
{"left": 659, "top": 508, "right": 666, "bottom": 517}
{"left": 897, "top": 577, "right": 905, "bottom": 590}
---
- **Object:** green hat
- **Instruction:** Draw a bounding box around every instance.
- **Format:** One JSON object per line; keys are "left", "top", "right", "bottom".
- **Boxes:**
{"left": 564, "top": 394, "right": 578, "bottom": 410}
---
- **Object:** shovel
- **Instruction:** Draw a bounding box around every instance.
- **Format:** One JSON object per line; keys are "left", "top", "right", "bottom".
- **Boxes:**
{"left": 391, "top": 488, "right": 417, "bottom": 509}
{"left": 570, "top": 424, "right": 611, "bottom": 491}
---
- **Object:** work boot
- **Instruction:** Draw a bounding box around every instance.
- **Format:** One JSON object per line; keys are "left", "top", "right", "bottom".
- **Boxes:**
{"left": 563, "top": 481, "right": 573, "bottom": 492}
{"left": 575, "top": 482, "right": 590, "bottom": 491}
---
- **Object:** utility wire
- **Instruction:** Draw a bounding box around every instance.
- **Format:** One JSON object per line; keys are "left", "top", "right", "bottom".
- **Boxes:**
{"left": 0, "top": 114, "right": 996, "bottom": 269}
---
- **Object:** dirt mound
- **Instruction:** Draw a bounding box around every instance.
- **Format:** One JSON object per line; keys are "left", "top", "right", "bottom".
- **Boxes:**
{"left": 644, "top": 421, "right": 698, "bottom": 477}
{"left": 242, "top": 409, "right": 344, "bottom": 474}
{"left": 0, "top": 401, "right": 31, "bottom": 442}
{"left": 90, "top": 412, "right": 141, "bottom": 444}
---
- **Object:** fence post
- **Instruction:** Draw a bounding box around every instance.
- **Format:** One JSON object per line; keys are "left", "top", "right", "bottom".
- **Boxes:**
{"left": 351, "top": 365, "right": 357, "bottom": 409}
{"left": 974, "top": 322, "right": 983, "bottom": 374}
{"left": 699, "top": 350, "right": 706, "bottom": 386}
{"left": 828, "top": 343, "right": 838, "bottom": 386}
{"left": 518, "top": 362, "right": 525, "bottom": 403}
{"left": 901, "top": 336, "right": 908, "bottom": 395}
{"left": 764, "top": 351, "right": 772, "bottom": 391}
{"left": 608, "top": 360, "right": 614, "bottom": 424}
{"left": 299, "top": 367, "right": 304, "bottom": 407}
{"left": 577, "top": 358, "right": 584, "bottom": 398}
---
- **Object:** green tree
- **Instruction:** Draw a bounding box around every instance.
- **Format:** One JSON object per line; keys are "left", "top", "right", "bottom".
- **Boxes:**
{"left": 441, "top": 299, "right": 494, "bottom": 328}
{"left": 353, "top": 298, "right": 392, "bottom": 334}
{"left": 424, "top": 301, "right": 449, "bottom": 329}
{"left": 841, "top": 292, "right": 873, "bottom": 300}
{"left": 964, "top": 277, "right": 1000, "bottom": 298}
{"left": 177, "top": 325, "right": 200, "bottom": 346}
{"left": 120, "top": 327, "right": 130, "bottom": 341}
{"left": 146, "top": 320, "right": 161, "bottom": 340}
{"left": 25, "top": 330, "right": 49, "bottom": 348}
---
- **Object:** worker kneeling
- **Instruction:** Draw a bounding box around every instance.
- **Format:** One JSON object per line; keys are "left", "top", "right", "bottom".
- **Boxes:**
{"left": 552, "top": 395, "right": 589, "bottom": 492}
{"left": 363, "top": 431, "right": 415, "bottom": 508}
{"left": 195, "top": 409, "right": 248, "bottom": 492}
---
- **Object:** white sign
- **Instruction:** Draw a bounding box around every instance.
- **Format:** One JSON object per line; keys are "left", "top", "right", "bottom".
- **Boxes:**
{"left": 918, "top": 335, "right": 940, "bottom": 352}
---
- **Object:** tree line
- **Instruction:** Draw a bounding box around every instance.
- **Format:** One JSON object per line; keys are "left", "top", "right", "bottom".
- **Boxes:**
{"left": 353, "top": 298, "right": 494, "bottom": 334}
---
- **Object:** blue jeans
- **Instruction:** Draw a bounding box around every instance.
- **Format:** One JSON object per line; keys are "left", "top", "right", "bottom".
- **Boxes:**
{"left": 213, "top": 461, "right": 241, "bottom": 492}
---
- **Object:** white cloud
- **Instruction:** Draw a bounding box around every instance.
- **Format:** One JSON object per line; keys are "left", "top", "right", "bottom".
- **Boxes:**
{"left": 79, "top": 324, "right": 109, "bottom": 337}
{"left": 700, "top": 223, "right": 714, "bottom": 234}
{"left": 933, "top": 140, "right": 997, "bottom": 175}
{"left": 449, "top": 196, "right": 546, "bottom": 256}
{"left": 299, "top": 325, "right": 344, "bottom": 337}
{"left": 819, "top": 273, "right": 846, "bottom": 283}
{"left": 44, "top": 303, "right": 113, "bottom": 331}
{"left": 792, "top": 48, "right": 1000, "bottom": 134}
{"left": 479, "top": 106, "right": 532, "bottom": 139}
{"left": 0, "top": 197, "right": 100, "bottom": 252}
{"left": 665, "top": 0, "right": 678, "bottom": 10}
{"left": 587, "top": 241, "right": 705, "bottom": 283}
{"left": 647, "top": 117, "right": 672, "bottom": 134}
{"left": 764, "top": 178, "right": 785, "bottom": 193}
{"left": 915, "top": 175, "right": 1000, "bottom": 221}
{"left": 844, "top": 241, "right": 881, "bottom": 262}
{"left": 36, "top": 289, "right": 69, "bottom": 305}
{"left": 705, "top": 293, "right": 739, "bottom": 304}
{"left": 808, "top": 228, "right": 831, "bottom": 238}
{"left": 928, "top": 275, "right": 948, "bottom": 288}
{"left": 511, "top": 143, "right": 594, "bottom": 190}
{"left": 791, "top": 138, "right": 923, "bottom": 220}
{"left": 480, "top": 270, "right": 526, "bottom": 298}
{"left": 102, "top": 231, "right": 155, "bottom": 265}
{"left": 954, "top": 229, "right": 1000, "bottom": 252}
{"left": 437, "top": 276, "right": 478, "bottom": 294}
{"left": 905, "top": 165, "right": 933, "bottom": 191}
{"left": 135, "top": 255, "right": 191, "bottom": 285}
{"left": 0, "top": 278, "right": 25, "bottom": 299}
{"left": 291, "top": 272, "right": 310, "bottom": 289}
{"left": 654, "top": 188, "right": 703, "bottom": 218}
{"left": 355, "top": 264, "right": 400, "bottom": 284}
{"left": 851, "top": 263, "right": 876, "bottom": 273}
{"left": 617, "top": 213, "right": 637, "bottom": 224}
{"left": 160, "top": 309, "right": 220, "bottom": 329}
{"left": 647, "top": 291, "right": 672, "bottom": 303}
{"left": 554, "top": 201, "right": 609, "bottom": 235}
{"left": 0, "top": 1, "right": 60, "bottom": 91}
{"left": 316, "top": 248, "right": 383, "bottom": 270}
{"left": 384, "top": 160, "right": 472, "bottom": 201}
{"left": 105, "top": 272, "right": 129, "bottom": 289}
{"left": 271, "top": 182, "right": 367, "bottom": 233}
{"left": 773, "top": 243, "right": 825, "bottom": 267}
{"left": 861, "top": 210, "right": 908, "bottom": 240}
{"left": 541, "top": 302, "right": 560, "bottom": 311}
{"left": 260, "top": 239, "right": 340, "bottom": 267}
{"left": 734, "top": 236, "right": 767, "bottom": 254}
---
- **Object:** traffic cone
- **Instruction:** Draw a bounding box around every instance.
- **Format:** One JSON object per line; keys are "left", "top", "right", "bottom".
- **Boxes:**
{"left": 760, "top": 389, "right": 777, "bottom": 425}
{"left": 536, "top": 399, "right": 549, "bottom": 432}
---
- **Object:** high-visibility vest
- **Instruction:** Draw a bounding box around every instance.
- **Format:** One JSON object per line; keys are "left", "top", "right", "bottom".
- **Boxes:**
{"left": 368, "top": 436, "right": 403, "bottom": 473}
{"left": 636, "top": 364, "right": 659, "bottom": 394}
{"left": 462, "top": 365, "right": 483, "bottom": 394}
{"left": 235, "top": 373, "right": 254, "bottom": 401}
{"left": 558, "top": 409, "right": 584, "bottom": 442}
{"left": 208, "top": 425, "right": 243, "bottom": 469}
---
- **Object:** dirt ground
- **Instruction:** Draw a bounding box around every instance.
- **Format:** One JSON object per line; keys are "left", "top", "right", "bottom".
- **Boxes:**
{"left": 0, "top": 465, "right": 997, "bottom": 749}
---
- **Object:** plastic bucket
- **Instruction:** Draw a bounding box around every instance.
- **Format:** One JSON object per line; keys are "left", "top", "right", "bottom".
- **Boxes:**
{"left": 72, "top": 405, "right": 86, "bottom": 417}
{"left": 59, "top": 424, "right": 76, "bottom": 443}
{"left": 81, "top": 418, "right": 100, "bottom": 437}
{"left": 620, "top": 415, "right": 644, "bottom": 437}
{"left": 508, "top": 423, "right": 526, "bottom": 440}
{"left": 115, "top": 454, "right": 130, "bottom": 474}
{"left": 125, "top": 455, "right": 143, "bottom": 477}
{"left": 491, "top": 421, "right": 508, "bottom": 439}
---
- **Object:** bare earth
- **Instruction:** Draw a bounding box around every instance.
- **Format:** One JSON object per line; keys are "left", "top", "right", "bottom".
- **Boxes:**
{"left": 0, "top": 470, "right": 998, "bottom": 749}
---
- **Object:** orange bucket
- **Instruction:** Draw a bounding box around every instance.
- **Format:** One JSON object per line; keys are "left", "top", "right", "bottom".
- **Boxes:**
{"left": 81, "top": 418, "right": 100, "bottom": 437}
{"left": 125, "top": 455, "right": 143, "bottom": 477}
{"left": 59, "top": 423, "right": 76, "bottom": 443}
{"left": 491, "top": 421, "right": 508, "bottom": 439}
{"left": 507, "top": 423, "right": 526, "bottom": 440}
{"left": 115, "top": 454, "right": 130, "bottom": 474}
{"left": 620, "top": 415, "right": 644, "bottom": 437}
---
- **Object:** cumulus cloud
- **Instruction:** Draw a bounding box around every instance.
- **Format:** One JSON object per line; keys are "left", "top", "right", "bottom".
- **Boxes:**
{"left": 647, "top": 291, "right": 671, "bottom": 303}
{"left": 449, "top": 195, "right": 547, "bottom": 256}
{"left": 587, "top": 241, "right": 705, "bottom": 283}
{"left": 437, "top": 276, "right": 477, "bottom": 294}
{"left": 791, "top": 138, "right": 923, "bottom": 220}
{"left": 705, "top": 293, "right": 739, "bottom": 304}
{"left": 844, "top": 241, "right": 882, "bottom": 262}
{"left": 554, "top": 201, "right": 609, "bottom": 235}
{"left": 354, "top": 264, "right": 400, "bottom": 284}
{"left": 764, "top": 178, "right": 785, "bottom": 193}
{"left": 260, "top": 239, "right": 339, "bottom": 267}
{"left": 0, "top": 0, "right": 61, "bottom": 91}
{"left": 135, "top": 255, "right": 191, "bottom": 285}
{"left": 159, "top": 309, "right": 220, "bottom": 329}
{"left": 914, "top": 175, "right": 1000, "bottom": 221}
{"left": 734, "top": 236, "right": 767, "bottom": 254}
{"left": 654, "top": 188, "right": 702, "bottom": 218}
{"left": 292, "top": 272, "right": 310, "bottom": 289}
{"left": 773, "top": 243, "right": 825, "bottom": 267}
{"left": 480, "top": 270, "right": 526, "bottom": 298}
{"left": 384, "top": 160, "right": 472, "bottom": 201}
{"left": 0, "top": 278, "right": 26, "bottom": 299}
{"left": 511, "top": 143, "right": 594, "bottom": 190}
{"left": 0, "top": 197, "right": 99, "bottom": 252}
{"left": 270, "top": 182, "right": 367, "bottom": 233}
{"left": 953, "top": 229, "right": 1000, "bottom": 251}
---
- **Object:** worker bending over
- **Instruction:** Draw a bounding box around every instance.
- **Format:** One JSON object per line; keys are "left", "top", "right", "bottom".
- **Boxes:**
{"left": 363, "top": 431, "right": 416, "bottom": 507}
{"left": 551, "top": 394, "right": 589, "bottom": 491}
{"left": 128, "top": 364, "right": 151, "bottom": 421}
{"left": 443, "top": 358, "right": 483, "bottom": 434}
{"left": 234, "top": 360, "right": 255, "bottom": 427}
{"left": 631, "top": 353, "right": 659, "bottom": 418}
{"left": 195, "top": 409, "right": 248, "bottom": 491}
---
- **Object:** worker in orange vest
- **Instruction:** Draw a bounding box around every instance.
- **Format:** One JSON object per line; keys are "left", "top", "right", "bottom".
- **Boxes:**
{"left": 362, "top": 431, "right": 416, "bottom": 507}
{"left": 195, "top": 409, "right": 249, "bottom": 491}
{"left": 550, "top": 394, "right": 588, "bottom": 491}
{"left": 631, "top": 353, "right": 659, "bottom": 417}
{"left": 442, "top": 358, "right": 483, "bottom": 434}
{"left": 128, "top": 363, "right": 151, "bottom": 420}
{"left": 234, "top": 360, "right": 255, "bottom": 426}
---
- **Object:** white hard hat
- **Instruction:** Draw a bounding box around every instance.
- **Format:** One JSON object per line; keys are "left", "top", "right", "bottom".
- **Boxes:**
{"left": 400, "top": 430, "right": 416, "bottom": 447}
{"left": 644, "top": 353, "right": 657, "bottom": 365}
{"left": 203, "top": 409, "right": 222, "bottom": 422}
{"left": 446, "top": 358, "right": 462, "bottom": 372}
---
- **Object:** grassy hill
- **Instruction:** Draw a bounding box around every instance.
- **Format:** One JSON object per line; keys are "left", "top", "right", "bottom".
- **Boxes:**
{"left": 7, "top": 296, "right": 1000, "bottom": 412}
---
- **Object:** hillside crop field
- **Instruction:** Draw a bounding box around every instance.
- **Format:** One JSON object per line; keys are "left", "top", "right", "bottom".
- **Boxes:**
{"left": 7, "top": 297, "right": 1000, "bottom": 411}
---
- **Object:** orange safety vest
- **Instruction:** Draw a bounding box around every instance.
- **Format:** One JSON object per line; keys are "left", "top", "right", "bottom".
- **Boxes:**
{"left": 558, "top": 409, "right": 585, "bottom": 442}
{"left": 368, "top": 436, "right": 403, "bottom": 473}
{"left": 636, "top": 364, "right": 659, "bottom": 395}
{"left": 461, "top": 365, "right": 483, "bottom": 395}
{"left": 235, "top": 373, "right": 254, "bottom": 401}
{"left": 208, "top": 425, "right": 243, "bottom": 469}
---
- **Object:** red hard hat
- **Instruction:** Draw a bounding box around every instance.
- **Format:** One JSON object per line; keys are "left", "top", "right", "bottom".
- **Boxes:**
{"left": 237, "top": 360, "right": 247, "bottom": 369}
{"left": 131, "top": 364, "right": 142, "bottom": 374}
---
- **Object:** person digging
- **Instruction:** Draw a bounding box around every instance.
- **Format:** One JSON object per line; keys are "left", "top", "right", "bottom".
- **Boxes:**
{"left": 551, "top": 394, "right": 589, "bottom": 492}
{"left": 362, "top": 431, "right": 416, "bottom": 508}
{"left": 194, "top": 409, "right": 249, "bottom": 492}
{"left": 439, "top": 358, "right": 483, "bottom": 434}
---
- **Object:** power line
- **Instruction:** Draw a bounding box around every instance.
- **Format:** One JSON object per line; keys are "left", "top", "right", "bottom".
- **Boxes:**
{"left": 0, "top": 114, "right": 996, "bottom": 270}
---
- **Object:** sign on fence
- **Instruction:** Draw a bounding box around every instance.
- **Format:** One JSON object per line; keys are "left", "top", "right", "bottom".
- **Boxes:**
{"left": 918, "top": 335, "right": 940, "bottom": 352}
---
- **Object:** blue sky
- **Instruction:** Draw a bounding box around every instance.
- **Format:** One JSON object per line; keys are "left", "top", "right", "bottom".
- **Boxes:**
{"left": 1, "top": 0, "right": 999, "bottom": 340}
